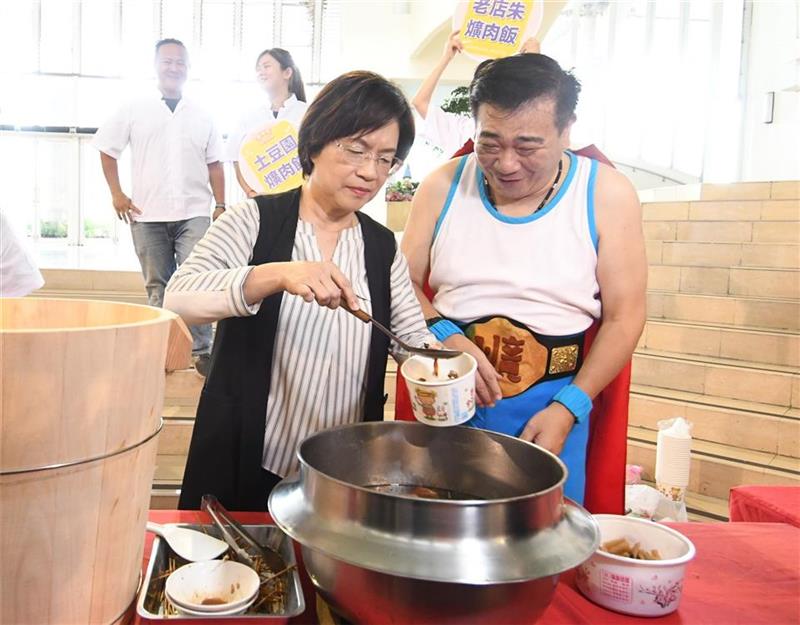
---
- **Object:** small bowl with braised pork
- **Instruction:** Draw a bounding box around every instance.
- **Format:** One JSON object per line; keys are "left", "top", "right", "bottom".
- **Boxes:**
{"left": 400, "top": 352, "right": 477, "bottom": 427}
{"left": 576, "top": 514, "right": 696, "bottom": 617}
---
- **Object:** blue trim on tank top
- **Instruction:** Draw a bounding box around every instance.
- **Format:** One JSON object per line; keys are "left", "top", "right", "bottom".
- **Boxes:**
{"left": 476, "top": 151, "right": 577, "bottom": 224}
{"left": 587, "top": 158, "right": 599, "bottom": 251}
{"left": 433, "top": 155, "right": 469, "bottom": 240}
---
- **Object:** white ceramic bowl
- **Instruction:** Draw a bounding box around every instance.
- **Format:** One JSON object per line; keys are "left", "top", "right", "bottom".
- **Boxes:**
{"left": 165, "top": 560, "right": 260, "bottom": 613}
{"left": 400, "top": 352, "right": 477, "bottom": 426}
{"left": 576, "top": 515, "right": 696, "bottom": 617}
{"left": 169, "top": 598, "right": 252, "bottom": 617}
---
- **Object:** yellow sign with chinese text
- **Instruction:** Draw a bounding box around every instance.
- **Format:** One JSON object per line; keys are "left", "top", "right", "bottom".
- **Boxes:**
{"left": 239, "top": 120, "right": 303, "bottom": 195}
{"left": 455, "top": 0, "right": 541, "bottom": 60}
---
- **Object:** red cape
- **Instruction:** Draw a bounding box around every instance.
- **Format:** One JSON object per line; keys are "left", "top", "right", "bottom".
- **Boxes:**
{"left": 394, "top": 143, "right": 631, "bottom": 514}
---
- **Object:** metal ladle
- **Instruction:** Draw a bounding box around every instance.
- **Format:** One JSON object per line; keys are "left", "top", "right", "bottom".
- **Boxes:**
{"left": 343, "top": 306, "right": 462, "bottom": 359}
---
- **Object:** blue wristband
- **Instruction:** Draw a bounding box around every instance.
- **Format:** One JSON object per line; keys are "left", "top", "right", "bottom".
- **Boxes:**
{"left": 551, "top": 383, "right": 592, "bottom": 424}
{"left": 428, "top": 319, "right": 464, "bottom": 342}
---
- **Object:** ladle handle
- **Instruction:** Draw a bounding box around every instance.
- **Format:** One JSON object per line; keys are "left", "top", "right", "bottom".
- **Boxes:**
{"left": 348, "top": 307, "right": 371, "bottom": 323}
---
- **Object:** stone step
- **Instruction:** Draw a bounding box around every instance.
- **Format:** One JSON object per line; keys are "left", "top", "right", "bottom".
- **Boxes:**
{"left": 40, "top": 268, "right": 144, "bottom": 292}
{"left": 647, "top": 291, "right": 800, "bottom": 331}
{"left": 33, "top": 288, "right": 148, "bottom": 305}
{"left": 626, "top": 428, "right": 799, "bottom": 501}
{"left": 638, "top": 181, "right": 799, "bottom": 204}
{"left": 683, "top": 490, "right": 730, "bottom": 522}
{"left": 700, "top": 181, "right": 799, "bottom": 201}
{"left": 644, "top": 220, "right": 800, "bottom": 244}
{"left": 647, "top": 241, "right": 800, "bottom": 270}
{"left": 631, "top": 350, "right": 799, "bottom": 409}
{"left": 639, "top": 319, "right": 799, "bottom": 368}
{"left": 629, "top": 386, "right": 799, "bottom": 458}
{"left": 648, "top": 264, "right": 800, "bottom": 299}
{"left": 151, "top": 486, "right": 180, "bottom": 510}
{"left": 642, "top": 198, "right": 799, "bottom": 222}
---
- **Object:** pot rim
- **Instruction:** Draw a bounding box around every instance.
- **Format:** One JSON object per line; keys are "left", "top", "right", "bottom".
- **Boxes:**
{"left": 294, "top": 421, "right": 569, "bottom": 505}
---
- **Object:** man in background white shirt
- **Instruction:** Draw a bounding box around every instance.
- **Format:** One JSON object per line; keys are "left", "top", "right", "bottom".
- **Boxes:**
{"left": 93, "top": 38, "right": 225, "bottom": 376}
{"left": 0, "top": 212, "right": 44, "bottom": 297}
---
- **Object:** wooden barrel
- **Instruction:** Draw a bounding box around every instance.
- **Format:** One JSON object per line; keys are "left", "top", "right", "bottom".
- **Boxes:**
{"left": 0, "top": 298, "right": 176, "bottom": 624}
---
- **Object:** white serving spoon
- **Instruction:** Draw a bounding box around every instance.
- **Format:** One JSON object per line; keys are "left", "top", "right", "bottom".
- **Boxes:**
{"left": 146, "top": 522, "right": 229, "bottom": 562}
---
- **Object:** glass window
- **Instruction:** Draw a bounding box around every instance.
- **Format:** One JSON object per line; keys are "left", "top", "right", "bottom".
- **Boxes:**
{"left": 121, "top": 0, "right": 158, "bottom": 78}
{"left": 197, "top": 0, "right": 236, "bottom": 80}
{"left": 36, "top": 138, "right": 77, "bottom": 241}
{"left": 160, "top": 0, "right": 194, "bottom": 46}
{"left": 280, "top": 1, "right": 313, "bottom": 81}
{"left": 0, "top": 3, "right": 38, "bottom": 75}
{"left": 40, "top": 0, "right": 76, "bottom": 74}
{"left": 80, "top": 0, "right": 121, "bottom": 76}
{"left": 241, "top": 0, "right": 275, "bottom": 81}
{"left": 0, "top": 134, "right": 36, "bottom": 238}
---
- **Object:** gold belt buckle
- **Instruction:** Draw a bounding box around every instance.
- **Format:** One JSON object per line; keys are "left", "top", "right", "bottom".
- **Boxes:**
{"left": 465, "top": 317, "right": 579, "bottom": 398}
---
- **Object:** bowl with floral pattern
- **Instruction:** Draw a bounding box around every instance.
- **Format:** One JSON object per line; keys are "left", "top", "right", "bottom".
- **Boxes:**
{"left": 576, "top": 514, "right": 696, "bottom": 617}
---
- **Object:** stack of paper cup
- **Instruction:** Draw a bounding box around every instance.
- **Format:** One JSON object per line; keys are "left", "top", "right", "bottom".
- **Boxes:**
{"left": 655, "top": 417, "right": 693, "bottom": 502}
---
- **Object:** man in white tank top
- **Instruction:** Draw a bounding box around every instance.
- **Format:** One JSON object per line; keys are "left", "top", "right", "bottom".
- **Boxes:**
{"left": 402, "top": 53, "right": 647, "bottom": 505}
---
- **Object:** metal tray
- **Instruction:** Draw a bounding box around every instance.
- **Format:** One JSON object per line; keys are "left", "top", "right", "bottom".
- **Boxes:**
{"left": 136, "top": 524, "right": 305, "bottom": 621}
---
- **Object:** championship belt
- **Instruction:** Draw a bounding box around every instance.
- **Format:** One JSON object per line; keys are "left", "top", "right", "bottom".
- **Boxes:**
{"left": 463, "top": 316, "right": 585, "bottom": 398}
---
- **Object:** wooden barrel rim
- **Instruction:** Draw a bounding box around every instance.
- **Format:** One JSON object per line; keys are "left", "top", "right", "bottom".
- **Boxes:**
{"left": 0, "top": 419, "right": 163, "bottom": 476}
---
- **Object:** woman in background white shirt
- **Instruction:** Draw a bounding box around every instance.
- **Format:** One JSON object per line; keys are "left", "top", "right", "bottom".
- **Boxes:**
{"left": 227, "top": 48, "right": 309, "bottom": 197}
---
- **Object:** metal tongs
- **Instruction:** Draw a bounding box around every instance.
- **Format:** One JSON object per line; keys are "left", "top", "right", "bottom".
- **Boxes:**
{"left": 201, "top": 494, "right": 285, "bottom": 572}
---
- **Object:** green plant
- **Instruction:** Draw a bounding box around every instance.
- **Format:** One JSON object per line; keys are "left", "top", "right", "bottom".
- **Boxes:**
{"left": 385, "top": 179, "right": 419, "bottom": 202}
{"left": 40, "top": 220, "right": 68, "bottom": 238}
{"left": 441, "top": 86, "right": 470, "bottom": 117}
{"left": 84, "top": 218, "right": 112, "bottom": 238}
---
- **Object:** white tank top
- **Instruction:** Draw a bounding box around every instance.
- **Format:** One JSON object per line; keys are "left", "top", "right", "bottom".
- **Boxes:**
{"left": 429, "top": 151, "right": 601, "bottom": 336}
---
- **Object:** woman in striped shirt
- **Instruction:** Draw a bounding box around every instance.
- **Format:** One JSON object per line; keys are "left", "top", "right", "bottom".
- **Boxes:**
{"left": 165, "top": 71, "right": 435, "bottom": 511}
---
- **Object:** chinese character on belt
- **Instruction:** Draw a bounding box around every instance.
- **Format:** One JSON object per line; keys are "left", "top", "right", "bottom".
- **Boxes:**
{"left": 465, "top": 19, "right": 485, "bottom": 39}
{"left": 507, "top": 1, "right": 526, "bottom": 20}
{"left": 473, "top": 0, "right": 491, "bottom": 15}
{"left": 279, "top": 135, "right": 297, "bottom": 153}
{"left": 483, "top": 23, "right": 501, "bottom": 42}
{"left": 291, "top": 156, "right": 301, "bottom": 170}
{"left": 498, "top": 25, "right": 519, "bottom": 45}
{"left": 490, "top": 0, "right": 509, "bottom": 18}
{"left": 473, "top": 333, "right": 500, "bottom": 367}
{"left": 267, "top": 144, "right": 284, "bottom": 162}
{"left": 498, "top": 336, "right": 524, "bottom": 383}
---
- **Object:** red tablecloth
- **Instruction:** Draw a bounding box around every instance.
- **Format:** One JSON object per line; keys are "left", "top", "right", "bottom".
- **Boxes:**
{"left": 137, "top": 511, "right": 800, "bottom": 625}
{"left": 729, "top": 485, "right": 800, "bottom": 528}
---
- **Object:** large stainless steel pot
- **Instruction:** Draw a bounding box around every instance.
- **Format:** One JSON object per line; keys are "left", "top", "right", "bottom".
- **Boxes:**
{"left": 269, "top": 422, "right": 599, "bottom": 625}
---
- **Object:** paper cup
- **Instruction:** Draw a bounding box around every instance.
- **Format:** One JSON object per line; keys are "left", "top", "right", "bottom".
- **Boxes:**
{"left": 400, "top": 353, "right": 477, "bottom": 427}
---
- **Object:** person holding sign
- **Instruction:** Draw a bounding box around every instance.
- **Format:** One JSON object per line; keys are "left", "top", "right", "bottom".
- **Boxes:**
{"left": 165, "top": 71, "right": 436, "bottom": 511}
{"left": 401, "top": 54, "right": 647, "bottom": 506}
{"left": 412, "top": 30, "right": 540, "bottom": 156}
{"left": 226, "top": 48, "right": 309, "bottom": 199}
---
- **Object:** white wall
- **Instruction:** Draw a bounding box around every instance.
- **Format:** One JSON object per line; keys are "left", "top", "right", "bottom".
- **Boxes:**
{"left": 739, "top": 1, "right": 800, "bottom": 181}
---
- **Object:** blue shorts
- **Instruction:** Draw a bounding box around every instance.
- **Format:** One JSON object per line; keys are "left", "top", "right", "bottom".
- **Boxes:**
{"left": 465, "top": 375, "right": 589, "bottom": 503}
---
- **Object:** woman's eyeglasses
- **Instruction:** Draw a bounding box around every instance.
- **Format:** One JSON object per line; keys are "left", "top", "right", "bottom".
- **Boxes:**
{"left": 336, "top": 142, "right": 401, "bottom": 176}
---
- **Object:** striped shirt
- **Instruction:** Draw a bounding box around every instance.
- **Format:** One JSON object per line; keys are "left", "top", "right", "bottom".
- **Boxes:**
{"left": 164, "top": 199, "right": 433, "bottom": 476}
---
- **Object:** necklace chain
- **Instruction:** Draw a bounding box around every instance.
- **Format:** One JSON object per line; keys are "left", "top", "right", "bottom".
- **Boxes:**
{"left": 486, "top": 156, "right": 564, "bottom": 214}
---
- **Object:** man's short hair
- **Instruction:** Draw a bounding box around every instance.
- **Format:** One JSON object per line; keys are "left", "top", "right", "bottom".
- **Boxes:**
{"left": 155, "top": 38, "right": 186, "bottom": 56}
{"left": 469, "top": 54, "right": 581, "bottom": 132}
{"left": 298, "top": 71, "right": 414, "bottom": 176}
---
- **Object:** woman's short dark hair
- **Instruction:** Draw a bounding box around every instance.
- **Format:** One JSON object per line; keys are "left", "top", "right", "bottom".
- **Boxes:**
{"left": 469, "top": 53, "right": 581, "bottom": 132}
{"left": 298, "top": 71, "right": 415, "bottom": 177}
{"left": 256, "top": 48, "right": 306, "bottom": 103}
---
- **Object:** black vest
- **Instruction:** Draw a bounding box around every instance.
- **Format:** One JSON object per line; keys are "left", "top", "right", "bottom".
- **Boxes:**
{"left": 178, "top": 188, "right": 395, "bottom": 511}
